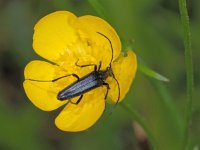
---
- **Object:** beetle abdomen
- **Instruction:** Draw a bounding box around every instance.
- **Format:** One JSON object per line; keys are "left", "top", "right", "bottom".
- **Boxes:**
{"left": 57, "top": 71, "right": 104, "bottom": 100}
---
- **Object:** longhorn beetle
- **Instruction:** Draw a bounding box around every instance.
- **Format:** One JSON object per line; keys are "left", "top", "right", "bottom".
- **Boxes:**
{"left": 27, "top": 32, "right": 120, "bottom": 108}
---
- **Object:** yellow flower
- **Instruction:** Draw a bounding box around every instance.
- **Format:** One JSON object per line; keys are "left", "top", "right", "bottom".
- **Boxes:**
{"left": 23, "top": 11, "right": 137, "bottom": 132}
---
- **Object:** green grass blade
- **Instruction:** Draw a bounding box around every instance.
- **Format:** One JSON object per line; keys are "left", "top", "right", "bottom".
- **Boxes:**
{"left": 138, "top": 62, "right": 170, "bottom": 82}
{"left": 178, "top": 0, "right": 194, "bottom": 149}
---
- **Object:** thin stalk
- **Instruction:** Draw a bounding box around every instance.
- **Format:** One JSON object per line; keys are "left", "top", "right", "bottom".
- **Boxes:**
{"left": 178, "top": 0, "right": 193, "bottom": 149}
{"left": 120, "top": 103, "right": 159, "bottom": 150}
{"left": 87, "top": 0, "right": 108, "bottom": 20}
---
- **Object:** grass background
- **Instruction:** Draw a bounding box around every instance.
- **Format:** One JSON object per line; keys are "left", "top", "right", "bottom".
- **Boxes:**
{"left": 0, "top": 0, "right": 199, "bottom": 150}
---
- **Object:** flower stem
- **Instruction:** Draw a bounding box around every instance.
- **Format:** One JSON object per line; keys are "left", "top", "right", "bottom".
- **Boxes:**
{"left": 178, "top": 0, "right": 193, "bottom": 149}
{"left": 120, "top": 103, "right": 159, "bottom": 150}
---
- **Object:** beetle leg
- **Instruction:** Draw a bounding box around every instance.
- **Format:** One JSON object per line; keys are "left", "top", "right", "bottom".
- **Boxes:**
{"left": 75, "top": 59, "right": 97, "bottom": 71}
{"left": 103, "top": 82, "right": 110, "bottom": 100}
{"left": 98, "top": 61, "right": 102, "bottom": 71}
{"left": 52, "top": 74, "right": 79, "bottom": 82}
{"left": 69, "top": 95, "right": 83, "bottom": 105}
{"left": 26, "top": 73, "right": 80, "bottom": 82}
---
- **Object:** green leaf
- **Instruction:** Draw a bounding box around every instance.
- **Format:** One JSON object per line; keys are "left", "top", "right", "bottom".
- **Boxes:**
{"left": 138, "top": 61, "right": 170, "bottom": 82}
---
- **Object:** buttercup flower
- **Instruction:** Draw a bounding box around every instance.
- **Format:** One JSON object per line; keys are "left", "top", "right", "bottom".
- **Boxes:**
{"left": 23, "top": 11, "right": 137, "bottom": 132}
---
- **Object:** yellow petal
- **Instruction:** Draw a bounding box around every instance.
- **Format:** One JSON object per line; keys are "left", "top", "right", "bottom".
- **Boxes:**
{"left": 33, "top": 11, "right": 121, "bottom": 70}
{"left": 107, "top": 50, "right": 137, "bottom": 103}
{"left": 55, "top": 88, "right": 105, "bottom": 132}
{"left": 23, "top": 60, "right": 68, "bottom": 111}
{"left": 33, "top": 11, "right": 78, "bottom": 64}
{"left": 75, "top": 15, "right": 121, "bottom": 69}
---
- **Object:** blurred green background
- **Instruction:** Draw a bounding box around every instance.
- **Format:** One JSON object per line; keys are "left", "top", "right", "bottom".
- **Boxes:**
{"left": 0, "top": 0, "right": 199, "bottom": 150}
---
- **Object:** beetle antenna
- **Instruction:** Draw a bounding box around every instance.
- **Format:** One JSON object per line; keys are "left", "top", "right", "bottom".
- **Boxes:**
{"left": 109, "top": 74, "right": 120, "bottom": 115}
{"left": 25, "top": 78, "right": 54, "bottom": 82}
{"left": 96, "top": 32, "right": 121, "bottom": 114}
{"left": 25, "top": 74, "right": 80, "bottom": 83}
{"left": 96, "top": 32, "right": 114, "bottom": 67}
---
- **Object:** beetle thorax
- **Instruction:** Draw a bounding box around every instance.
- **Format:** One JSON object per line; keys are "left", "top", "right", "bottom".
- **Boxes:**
{"left": 99, "top": 66, "right": 113, "bottom": 79}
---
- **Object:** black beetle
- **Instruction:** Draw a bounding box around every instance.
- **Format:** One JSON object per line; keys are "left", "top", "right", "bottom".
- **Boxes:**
{"left": 27, "top": 32, "right": 120, "bottom": 106}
